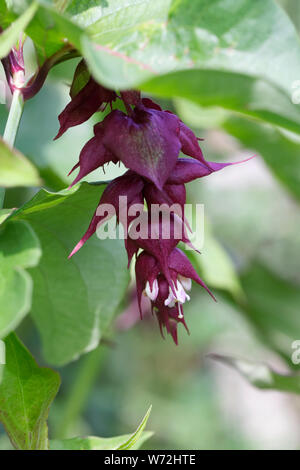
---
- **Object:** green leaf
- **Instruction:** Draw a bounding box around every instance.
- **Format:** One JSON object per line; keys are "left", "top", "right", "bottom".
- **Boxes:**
{"left": 0, "top": 0, "right": 12, "bottom": 28}
{"left": 240, "top": 263, "right": 300, "bottom": 360}
{"left": 223, "top": 116, "right": 300, "bottom": 203}
{"left": 195, "top": 226, "right": 244, "bottom": 300}
{"left": 50, "top": 431, "right": 153, "bottom": 451}
{"left": 78, "top": 0, "right": 300, "bottom": 134}
{"left": 86, "top": 0, "right": 300, "bottom": 97}
{"left": 10, "top": 0, "right": 300, "bottom": 134}
{"left": 175, "top": 99, "right": 228, "bottom": 129}
{"left": 0, "top": 138, "right": 41, "bottom": 187}
{"left": 118, "top": 404, "right": 152, "bottom": 450}
{"left": 0, "top": 2, "right": 38, "bottom": 58}
{"left": 0, "top": 209, "right": 14, "bottom": 225}
{"left": 25, "top": 2, "right": 83, "bottom": 59}
{"left": 73, "top": 0, "right": 168, "bottom": 30}
{"left": 10, "top": 183, "right": 129, "bottom": 366}
{"left": 141, "top": 70, "right": 300, "bottom": 136}
{"left": 184, "top": 211, "right": 243, "bottom": 300}
{"left": 210, "top": 354, "right": 300, "bottom": 394}
{"left": 0, "top": 333, "right": 60, "bottom": 450}
{"left": 0, "top": 220, "right": 41, "bottom": 338}
{"left": 175, "top": 101, "right": 300, "bottom": 203}
{"left": 69, "top": 59, "right": 90, "bottom": 98}
{"left": 50, "top": 405, "right": 152, "bottom": 450}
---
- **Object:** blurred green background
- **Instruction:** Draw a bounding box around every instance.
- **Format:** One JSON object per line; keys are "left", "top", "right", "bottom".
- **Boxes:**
{"left": 0, "top": 0, "right": 300, "bottom": 451}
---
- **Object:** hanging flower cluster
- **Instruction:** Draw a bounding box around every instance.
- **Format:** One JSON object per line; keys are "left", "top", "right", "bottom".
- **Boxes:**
{"left": 56, "top": 62, "right": 250, "bottom": 343}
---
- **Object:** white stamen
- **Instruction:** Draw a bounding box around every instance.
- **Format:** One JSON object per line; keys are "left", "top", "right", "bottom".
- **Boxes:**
{"left": 145, "top": 279, "right": 159, "bottom": 301}
{"left": 173, "top": 280, "right": 190, "bottom": 303}
{"left": 178, "top": 275, "right": 192, "bottom": 291}
{"left": 164, "top": 277, "right": 191, "bottom": 309}
{"left": 178, "top": 303, "right": 184, "bottom": 319}
{"left": 164, "top": 290, "right": 176, "bottom": 308}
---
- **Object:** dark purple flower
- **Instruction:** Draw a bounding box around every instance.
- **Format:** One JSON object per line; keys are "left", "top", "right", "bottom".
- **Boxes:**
{"left": 69, "top": 155, "right": 251, "bottom": 257}
{"left": 68, "top": 106, "right": 181, "bottom": 190}
{"left": 135, "top": 255, "right": 188, "bottom": 344}
{"left": 142, "top": 99, "right": 211, "bottom": 168}
{"left": 135, "top": 248, "right": 215, "bottom": 343}
{"left": 100, "top": 107, "right": 181, "bottom": 190}
{"left": 54, "top": 78, "right": 117, "bottom": 139}
{"left": 63, "top": 83, "right": 254, "bottom": 343}
{"left": 67, "top": 123, "right": 118, "bottom": 188}
{"left": 126, "top": 211, "right": 194, "bottom": 270}
{"left": 143, "top": 181, "right": 186, "bottom": 214}
{"left": 67, "top": 92, "right": 252, "bottom": 190}
{"left": 152, "top": 275, "right": 189, "bottom": 345}
{"left": 69, "top": 171, "right": 144, "bottom": 258}
{"left": 120, "top": 90, "right": 142, "bottom": 108}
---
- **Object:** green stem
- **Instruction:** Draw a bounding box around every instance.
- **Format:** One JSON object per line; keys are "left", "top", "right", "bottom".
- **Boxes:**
{"left": 55, "top": 345, "right": 108, "bottom": 440}
{"left": 0, "top": 189, "right": 5, "bottom": 209}
{"left": 3, "top": 90, "right": 24, "bottom": 147}
{"left": 1, "top": 90, "right": 24, "bottom": 208}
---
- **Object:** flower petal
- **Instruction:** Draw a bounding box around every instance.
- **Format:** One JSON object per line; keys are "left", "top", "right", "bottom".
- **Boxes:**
{"left": 69, "top": 171, "right": 144, "bottom": 257}
{"left": 179, "top": 121, "right": 209, "bottom": 166}
{"left": 102, "top": 108, "right": 181, "bottom": 189}
{"left": 68, "top": 131, "right": 115, "bottom": 188}
{"left": 167, "top": 157, "right": 245, "bottom": 184}
{"left": 54, "top": 78, "right": 116, "bottom": 139}
{"left": 135, "top": 251, "right": 160, "bottom": 317}
{"left": 168, "top": 248, "right": 216, "bottom": 300}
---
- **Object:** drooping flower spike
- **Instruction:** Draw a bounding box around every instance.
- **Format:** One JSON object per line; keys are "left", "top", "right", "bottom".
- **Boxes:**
{"left": 62, "top": 75, "right": 254, "bottom": 342}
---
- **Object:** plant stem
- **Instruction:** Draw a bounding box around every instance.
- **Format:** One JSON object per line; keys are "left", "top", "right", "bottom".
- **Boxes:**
{"left": 55, "top": 345, "right": 108, "bottom": 440}
{"left": 1, "top": 89, "right": 24, "bottom": 208}
{"left": 0, "top": 189, "right": 5, "bottom": 209}
{"left": 3, "top": 90, "right": 24, "bottom": 147}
